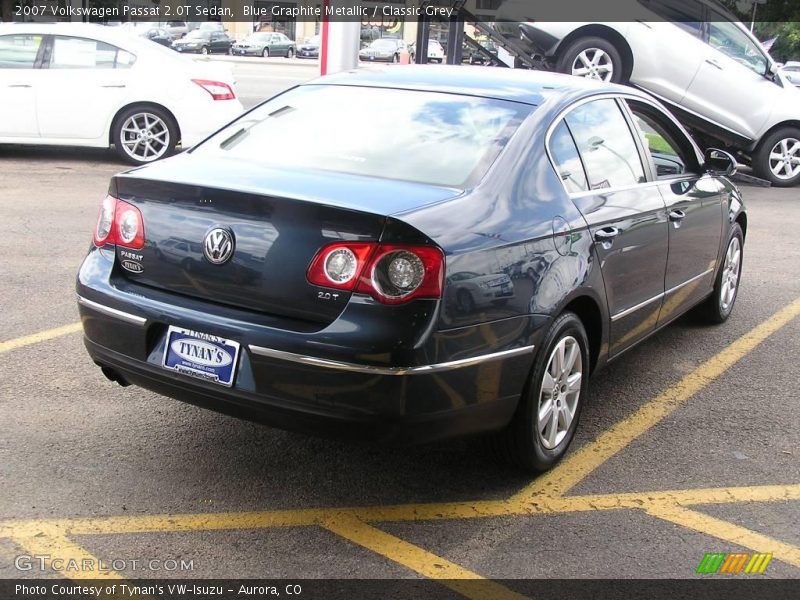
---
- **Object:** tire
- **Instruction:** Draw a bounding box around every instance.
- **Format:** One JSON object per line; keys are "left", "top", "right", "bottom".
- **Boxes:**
{"left": 527, "top": 268, "right": 536, "bottom": 280}
{"left": 697, "top": 223, "right": 744, "bottom": 324}
{"left": 392, "top": 53, "right": 399, "bottom": 64}
{"left": 113, "top": 105, "right": 178, "bottom": 165}
{"left": 753, "top": 127, "right": 800, "bottom": 187}
{"left": 489, "top": 312, "right": 590, "bottom": 472}
{"left": 200, "top": 46, "right": 209, "bottom": 56}
{"left": 555, "top": 36, "right": 625, "bottom": 84}
{"left": 286, "top": 47, "right": 294, "bottom": 59}
{"left": 262, "top": 47, "right": 270, "bottom": 58}
{"left": 457, "top": 290, "right": 476, "bottom": 314}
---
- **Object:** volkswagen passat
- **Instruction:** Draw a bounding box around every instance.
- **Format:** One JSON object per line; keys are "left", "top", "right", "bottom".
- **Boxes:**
{"left": 77, "top": 67, "right": 746, "bottom": 471}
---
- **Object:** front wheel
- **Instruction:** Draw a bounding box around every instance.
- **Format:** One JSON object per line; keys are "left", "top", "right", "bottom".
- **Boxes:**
{"left": 753, "top": 127, "right": 800, "bottom": 187}
{"left": 697, "top": 223, "right": 744, "bottom": 324}
{"left": 200, "top": 46, "right": 209, "bottom": 56}
{"left": 489, "top": 312, "right": 589, "bottom": 472}
{"left": 113, "top": 106, "right": 178, "bottom": 165}
{"left": 286, "top": 47, "right": 294, "bottom": 59}
{"left": 262, "top": 47, "right": 270, "bottom": 58}
{"left": 555, "top": 36, "right": 624, "bottom": 83}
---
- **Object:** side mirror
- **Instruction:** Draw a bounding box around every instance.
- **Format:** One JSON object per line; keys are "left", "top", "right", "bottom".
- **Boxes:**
{"left": 704, "top": 148, "right": 737, "bottom": 177}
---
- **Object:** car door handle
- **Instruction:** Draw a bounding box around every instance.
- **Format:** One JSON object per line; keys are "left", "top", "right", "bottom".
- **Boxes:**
{"left": 8, "top": 84, "right": 32, "bottom": 88}
{"left": 669, "top": 209, "right": 687, "bottom": 222}
{"left": 705, "top": 58, "right": 724, "bottom": 70}
{"left": 101, "top": 84, "right": 126, "bottom": 88}
{"left": 594, "top": 227, "right": 620, "bottom": 242}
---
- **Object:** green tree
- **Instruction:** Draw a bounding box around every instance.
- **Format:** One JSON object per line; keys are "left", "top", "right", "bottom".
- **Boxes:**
{"left": 718, "top": 0, "right": 800, "bottom": 62}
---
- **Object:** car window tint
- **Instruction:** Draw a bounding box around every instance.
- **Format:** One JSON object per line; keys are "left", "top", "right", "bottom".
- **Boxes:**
{"left": 639, "top": 0, "right": 703, "bottom": 37}
{"left": 565, "top": 99, "right": 646, "bottom": 189}
{"left": 626, "top": 100, "right": 701, "bottom": 178}
{"left": 707, "top": 13, "right": 767, "bottom": 75}
{"left": 0, "top": 34, "right": 43, "bottom": 69}
{"left": 50, "top": 37, "right": 121, "bottom": 69}
{"left": 549, "top": 120, "right": 588, "bottom": 193}
{"left": 195, "top": 85, "right": 532, "bottom": 188}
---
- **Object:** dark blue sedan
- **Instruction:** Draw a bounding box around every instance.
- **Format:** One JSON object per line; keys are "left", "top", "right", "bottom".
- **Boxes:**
{"left": 77, "top": 67, "right": 745, "bottom": 471}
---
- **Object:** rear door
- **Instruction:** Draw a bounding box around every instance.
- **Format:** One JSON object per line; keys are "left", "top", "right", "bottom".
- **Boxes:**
{"left": 36, "top": 35, "right": 132, "bottom": 140}
{"left": 623, "top": 99, "right": 724, "bottom": 326}
{"left": 0, "top": 33, "right": 45, "bottom": 138}
{"left": 551, "top": 97, "right": 669, "bottom": 357}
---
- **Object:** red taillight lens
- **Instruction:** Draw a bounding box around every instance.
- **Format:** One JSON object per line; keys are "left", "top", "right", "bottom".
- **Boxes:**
{"left": 93, "top": 195, "right": 145, "bottom": 250}
{"left": 192, "top": 78, "right": 236, "bottom": 101}
{"left": 307, "top": 242, "right": 444, "bottom": 304}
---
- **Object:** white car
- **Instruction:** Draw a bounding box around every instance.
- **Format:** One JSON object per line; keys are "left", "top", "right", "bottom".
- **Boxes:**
{"left": 0, "top": 23, "right": 244, "bottom": 164}
{"left": 495, "top": 0, "right": 800, "bottom": 186}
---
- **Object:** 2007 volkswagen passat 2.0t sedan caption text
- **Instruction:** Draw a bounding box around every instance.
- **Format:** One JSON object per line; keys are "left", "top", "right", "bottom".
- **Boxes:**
{"left": 77, "top": 67, "right": 746, "bottom": 472}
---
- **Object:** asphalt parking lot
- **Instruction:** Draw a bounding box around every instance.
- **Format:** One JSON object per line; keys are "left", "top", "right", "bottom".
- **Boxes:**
{"left": 0, "top": 62, "right": 799, "bottom": 595}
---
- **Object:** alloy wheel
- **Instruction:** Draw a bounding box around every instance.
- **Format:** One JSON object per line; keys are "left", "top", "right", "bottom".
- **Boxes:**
{"left": 768, "top": 137, "right": 800, "bottom": 181}
{"left": 720, "top": 236, "right": 741, "bottom": 312}
{"left": 120, "top": 112, "right": 170, "bottom": 162}
{"left": 537, "top": 335, "right": 583, "bottom": 450}
{"left": 571, "top": 48, "right": 614, "bottom": 81}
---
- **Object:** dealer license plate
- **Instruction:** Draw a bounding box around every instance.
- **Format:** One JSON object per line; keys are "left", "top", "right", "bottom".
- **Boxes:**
{"left": 162, "top": 326, "right": 240, "bottom": 387}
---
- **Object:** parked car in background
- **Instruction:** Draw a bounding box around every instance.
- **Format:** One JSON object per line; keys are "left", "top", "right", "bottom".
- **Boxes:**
{"left": 409, "top": 40, "right": 445, "bottom": 63}
{"left": 446, "top": 272, "right": 514, "bottom": 312}
{"left": 297, "top": 35, "right": 320, "bottom": 59}
{"left": 0, "top": 23, "right": 243, "bottom": 164}
{"left": 173, "top": 30, "right": 233, "bottom": 55}
{"left": 359, "top": 38, "right": 407, "bottom": 63}
{"left": 780, "top": 61, "right": 800, "bottom": 87}
{"left": 136, "top": 25, "right": 173, "bottom": 48}
{"left": 165, "top": 21, "right": 188, "bottom": 40}
{"left": 231, "top": 32, "right": 295, "bottom": 58}
{"left": 463, "top": 39, "right": 498, "bottom": 65}
{"left": 494, "top": 0, "right": 800, "bottom": 186}
{"left": 77, "top": 67, "right": 745, "bottom": 471}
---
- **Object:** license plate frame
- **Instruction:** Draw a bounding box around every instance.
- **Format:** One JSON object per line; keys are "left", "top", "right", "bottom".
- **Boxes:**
{"left": 162, "top": 326, "right": 241, "bottom": 388}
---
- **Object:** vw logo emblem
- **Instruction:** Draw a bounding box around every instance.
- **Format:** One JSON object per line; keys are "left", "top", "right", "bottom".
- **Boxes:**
{"left": 203, "top": 228, "right": 234, "bottom": 265}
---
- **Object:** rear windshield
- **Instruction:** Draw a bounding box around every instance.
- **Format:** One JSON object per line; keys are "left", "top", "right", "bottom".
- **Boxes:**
{"left": 193, "top": 85, "right": 531, "bottom": 187}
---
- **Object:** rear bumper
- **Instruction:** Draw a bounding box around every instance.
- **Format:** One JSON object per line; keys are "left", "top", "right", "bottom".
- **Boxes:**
{"left": 77, "top": 248, "right": 543, "bottom": 444}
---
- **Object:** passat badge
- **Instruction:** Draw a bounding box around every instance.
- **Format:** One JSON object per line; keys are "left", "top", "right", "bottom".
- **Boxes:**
{"left": 203, "top": 228, "right": 234, "bottom": 265}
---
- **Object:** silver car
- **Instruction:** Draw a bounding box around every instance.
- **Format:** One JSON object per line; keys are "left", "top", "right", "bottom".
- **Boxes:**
{"left": 495, "top": 0, "right": 800, "bottom": 186}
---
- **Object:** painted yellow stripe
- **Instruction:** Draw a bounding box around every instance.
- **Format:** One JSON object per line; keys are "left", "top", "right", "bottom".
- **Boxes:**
{"left": 322, "top": 515, "right": 530, "bottom": 600}
{"left": 511, "top": 297, "right": 800, "bottom": 503}
{"left": 11, "top": 529, "right": 124, "bottom": 580}
{"left": 646, "top": 504, "right": 800, "bottom": 569}
{"left": 757, "top": 553, "right": 773, "bottom": 574}
{"left": 0, "top": 322, "right": 82, "bottom": 355}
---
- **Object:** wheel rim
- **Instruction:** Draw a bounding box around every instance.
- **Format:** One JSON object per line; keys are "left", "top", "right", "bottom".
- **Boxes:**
{"left": 288, "top": 48, "right": 294, "bottom": 58}
{"left": 201, "top": 47, "right": 208, "bottom": 55}
{"left": 263, "top": 48, "right": 269, "bottom": 57}
{"left": 768, "top": 137, "right": 800, "bottom": 180}
{"left": 537, "top": 335, "right": 582, "bottom": 450}
{"left": 719, "top": 236, "right": 741, "bottom": 312}
{"left": 120, "top": 112, "right": 170, "bottom": 162}
{"left": 571, "top": 48, "right": 614, "bottom": 82}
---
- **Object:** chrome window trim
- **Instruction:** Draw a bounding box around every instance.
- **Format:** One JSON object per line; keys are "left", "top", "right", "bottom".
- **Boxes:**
{"left": 544, "top": 92, "right": 705, "bottom": 198}
{"left": 248, "top": 345, "right": 536, "bottom": 376}
{"left": 77, "top": 296, "right": 147, "bottom": 326}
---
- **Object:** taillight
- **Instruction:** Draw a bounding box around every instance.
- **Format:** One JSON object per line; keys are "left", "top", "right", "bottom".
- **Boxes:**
{"left": 93, "top": 195, "right": 145, "bottom": 250}
{"left": 307, "top": 242, "right": 444, "bottom": 304}
{"left": 192, "top": 78, "right": 236, "bottom": 101}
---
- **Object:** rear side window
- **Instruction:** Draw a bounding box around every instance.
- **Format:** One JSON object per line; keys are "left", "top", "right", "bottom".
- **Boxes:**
{"left": 0, "top": 34, "right": 43, "bottom": 69}
{"left": 639, "top": 0, "right": 704, "bottom": 38}
{"left": 195, "top": 85, "right": 531, "bottom": 188}
{"left": 549, "top": 121, "right": 588, "bottom": 193}
{"left": 565, "top": 99, "right": 646, "bottom": 190}
{"left": 50, "top": 36, "right": 135, "bottom": 69}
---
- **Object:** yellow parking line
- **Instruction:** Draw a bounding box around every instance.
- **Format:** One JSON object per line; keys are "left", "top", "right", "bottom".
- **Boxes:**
{"left": 0, "top": 322, "right": 82, "bottom": 355}
{"left": 323, "top": 514, "right": 531, "bottom": 600}
{"left": 11, "top": 528, "right": 124, "bottom": 580}
{"left": 646, "top": 503, "right": 800, "bottom": 569}
{"left": 510, "top": 296, "right": 800, "bottom": 504}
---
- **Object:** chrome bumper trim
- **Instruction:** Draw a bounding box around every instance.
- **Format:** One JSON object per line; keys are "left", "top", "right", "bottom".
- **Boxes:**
{"left": 247, "top": 345, "right": 536, "bottom": 376}
{"left": 77, "top": 296, "right": 147, "bottom": 326}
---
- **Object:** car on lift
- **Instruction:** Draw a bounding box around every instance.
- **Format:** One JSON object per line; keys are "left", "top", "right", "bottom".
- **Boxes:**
{"left": 231, "top": 32, "right": 296, "bottom": 58}
{"left": 77, "top": 67, "right": 746, "bottom": 472}
{"left": 494, "top": 0, "right": 800, "bottom": 186}
{"left": 0, "top": 23, "right": 243, "bottom": 164}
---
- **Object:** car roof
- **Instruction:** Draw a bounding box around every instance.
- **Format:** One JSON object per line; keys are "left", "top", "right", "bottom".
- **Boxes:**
{"left": 310, "top": 65, "right": 627, "bottom": 106}
{"left": 0, "top": 22, "right": 149, "bottom": 47}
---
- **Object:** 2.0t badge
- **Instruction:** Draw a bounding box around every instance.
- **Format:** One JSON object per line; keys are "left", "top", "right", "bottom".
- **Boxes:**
{"left": 203, "top": 228, "right": 234, "bottom": 265}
